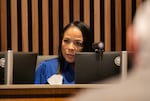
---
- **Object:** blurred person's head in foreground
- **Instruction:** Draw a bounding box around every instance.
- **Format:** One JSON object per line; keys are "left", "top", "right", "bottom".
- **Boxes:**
{"left": 70, "top": 1, "right": 150, "bottom": 101}
{"left": 127, "top": 0, "right": 150, "bottom": 71}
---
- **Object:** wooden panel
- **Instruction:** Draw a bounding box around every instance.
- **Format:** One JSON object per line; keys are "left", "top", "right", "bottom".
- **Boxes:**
{"left": 0, "top": 0, "right": 7, "bottom": 51}
{"left": 126, "top": 0, "right": 132, "bottom": 49}
{"left": 53, "top": 0, "right": 59, "bottom": 55}
{"left": 115, "top": 0, "right": 121, "bottom": 51}
{"left": 0, "top": 84, "right": 112, "bottom": 101}
{"left": 136, "top": 0, "right": 143, "bottom": 8}
{"left": 104, "top": 0, "right": 111, "bottom": 51}
{"left": 32, "top": 0, "right": 39, "bottom": 53}
{"left": 0, "top": 0, "right": 144, "bottom": 53}
{"left": 73, "top": 0, "right": 80, "bottom": 21}
{"left": 0, "top": 0, "right": 1, "bottom": 36}
{"left": 63, "top": 0, "right": 69, "bottom": 27}
{"left": 84, "top": 0, "right": 90, "bottom": 26}
{"left": 0, "top": 98, "right": 74, "bottom": 101}
{"left": 11, "top": 0, "right": 18, "bottom": 51}
{"left": 42, "top": 0, "right": 49, "bottom": 55}
{"left": 94, "top": 0, "right": 100, "bottom": 43}
{"left": 21, "top": 0, "right": 28, "bottom": 52}
{"left": 126, "top": 0, "right": 132, "bottom": 30}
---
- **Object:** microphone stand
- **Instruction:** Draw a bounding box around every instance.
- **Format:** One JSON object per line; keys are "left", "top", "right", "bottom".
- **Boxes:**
{"left": 93, "top": 43, "right": 104, "bottom": 78}
{"left": 95, "top": 48, "right": 104, "bottom": 62}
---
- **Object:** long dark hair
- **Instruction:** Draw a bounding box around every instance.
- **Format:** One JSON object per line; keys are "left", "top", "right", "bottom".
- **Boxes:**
{"left": 58, "top": 21, "right": 94, "bottom": 72}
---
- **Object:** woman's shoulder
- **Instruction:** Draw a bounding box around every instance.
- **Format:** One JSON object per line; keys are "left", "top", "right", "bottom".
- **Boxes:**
{"left": 36, "top": 57, "right": 59, "bottom": 71}
{"left": 41, "top": 57, "right": 58, "bottom": 65}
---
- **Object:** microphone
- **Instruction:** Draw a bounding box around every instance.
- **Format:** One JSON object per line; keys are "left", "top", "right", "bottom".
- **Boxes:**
{"left": 92, "top": 42, "right": 104, "bottom": 61}
{"left": 92, "top": 42, "right": 104, "bottom": 52}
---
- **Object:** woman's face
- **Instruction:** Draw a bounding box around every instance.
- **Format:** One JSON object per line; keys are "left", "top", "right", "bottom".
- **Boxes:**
{"left": 61, "top": 26, "right": 83, "bottom": 63}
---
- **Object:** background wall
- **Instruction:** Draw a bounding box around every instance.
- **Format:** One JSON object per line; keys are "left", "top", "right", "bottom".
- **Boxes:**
{"left": 0, "top": 0, "right": 144, "bottom": 55}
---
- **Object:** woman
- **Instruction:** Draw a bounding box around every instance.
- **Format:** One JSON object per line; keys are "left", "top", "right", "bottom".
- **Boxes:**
{"left": 34, "top": 21, "right": 94, "bottom": 84}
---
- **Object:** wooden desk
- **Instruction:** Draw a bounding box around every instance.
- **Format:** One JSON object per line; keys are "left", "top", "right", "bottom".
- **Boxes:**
{"left": 0, "top": 84, "right": 112, "bottom": 101}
